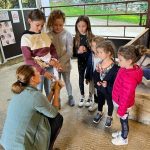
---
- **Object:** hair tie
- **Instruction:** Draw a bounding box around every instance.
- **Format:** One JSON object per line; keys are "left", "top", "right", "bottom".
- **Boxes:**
{"left": 17, "top": 80, "right": 28, "bottom": 86}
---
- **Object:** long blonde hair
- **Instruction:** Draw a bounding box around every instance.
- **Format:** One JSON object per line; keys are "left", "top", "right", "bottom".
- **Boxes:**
{"left": 11, "top": 65, "right": 35, "bottom": 94}
{"left": 74, "top": 15, "right": 94, "bottom": 48}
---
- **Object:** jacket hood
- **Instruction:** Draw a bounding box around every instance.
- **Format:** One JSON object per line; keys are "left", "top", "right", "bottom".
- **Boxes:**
{"left": 123, "top": 65, "right": 143, "bottom": 84}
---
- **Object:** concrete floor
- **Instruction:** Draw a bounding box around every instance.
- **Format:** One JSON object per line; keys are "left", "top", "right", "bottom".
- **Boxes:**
{"left": 0, "top": 59, "right": 150, "bottom": 150}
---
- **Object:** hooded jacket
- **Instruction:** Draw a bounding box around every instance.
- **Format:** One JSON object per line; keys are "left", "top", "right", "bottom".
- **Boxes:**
{"left": 112, "top": 65, "right": 143, "bottom": 117}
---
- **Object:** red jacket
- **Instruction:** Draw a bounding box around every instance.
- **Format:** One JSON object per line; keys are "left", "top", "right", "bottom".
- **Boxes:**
{"left": 112, "top": 65, "right": 143, "bottom": 117}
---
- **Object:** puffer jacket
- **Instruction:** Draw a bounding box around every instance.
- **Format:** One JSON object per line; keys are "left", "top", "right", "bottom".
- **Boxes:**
{"left": 112, "top": 65, "right": 143, "bottom": 117}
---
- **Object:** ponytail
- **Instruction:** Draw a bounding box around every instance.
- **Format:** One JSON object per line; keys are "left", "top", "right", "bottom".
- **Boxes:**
{"left": 11, "top": 81, "right": 26, "bottom": 94}
{"left": 118, "top": 45, "right": 147, "bottom": 64}
{"left": 11, "top": 65, "right": 35, "bottom": 94}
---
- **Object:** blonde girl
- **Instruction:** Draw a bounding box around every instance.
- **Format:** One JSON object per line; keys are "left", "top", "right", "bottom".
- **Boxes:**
{"left": 0, "top": 65, "right": 63, "bottom": 150}
{"left": 47, "top": 9, "right": 75, "bottom": 106}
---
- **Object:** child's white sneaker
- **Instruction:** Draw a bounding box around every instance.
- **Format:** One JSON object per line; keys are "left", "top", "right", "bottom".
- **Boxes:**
{"left": 85, "top": 99, "right": 92, "bottom": 107}
{"left": 88, "top": 103, "right": 98, "bottom": 112}
{"left": 112, "top": 131, "right": 121, "bottom": 138}
{"left": 78, "top": 97, "right": 85, "bottom": 107}
{"left": 112, "top": 135, "right": 128, "bottom": 145}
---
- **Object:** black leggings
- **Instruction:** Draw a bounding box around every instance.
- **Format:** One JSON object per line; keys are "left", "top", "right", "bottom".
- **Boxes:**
{"left": 77, "top": 53, "right": 88, "bottom": 96}
{"left": 48, "top": 113, "right": 63, "bottom": 150}
{"left": 97, "top": 90, "right": 114, "bottom": 116}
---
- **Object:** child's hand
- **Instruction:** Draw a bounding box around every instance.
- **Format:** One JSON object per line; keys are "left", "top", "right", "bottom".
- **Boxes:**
{"left": 34, "top": 56, "right": 49, "bottom": 68}
{"left": 117, "top": 113, "right": 128, "bottom": 120}
{"left": 57, "top": 67, "right": 63, "bottom": 72}
{"left": 44, "top": 71, "right": 54, "bottom": 80}
{"left": 101, "top": 81, "right": 107, "bottom": 87}
{"left": 49, "top": 58, "right": 62, "bottom": 70}
{"left": 97, "top": 81, "right": 102, "bottom": 86}
{"left": 49, "top": 58, "right": 59, "bottom": 66}
{"left": 85, "top": 79, "right": 89, "bottom": 85}
{"left": 78, "top": 46, "right": 87, "bottom": 54}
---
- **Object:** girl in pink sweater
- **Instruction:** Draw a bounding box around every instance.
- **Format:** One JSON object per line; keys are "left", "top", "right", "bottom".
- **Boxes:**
{"left": 112, "top": 45, "right": 143, "bottom": 146}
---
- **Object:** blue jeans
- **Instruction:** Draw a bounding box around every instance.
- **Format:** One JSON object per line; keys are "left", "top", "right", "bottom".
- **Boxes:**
{"left": 37, "top": 67, "right": 53, "bottom": 96}
{"left": 143, "top": 68, "right": 150, "bottom": 80}
{"left": 59, "top": 71, "right": 72, "bottom": 97}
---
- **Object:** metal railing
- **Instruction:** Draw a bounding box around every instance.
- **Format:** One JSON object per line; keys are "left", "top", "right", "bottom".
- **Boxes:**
{"left": 42, "top": 0, "right": 148, "bottom": 39}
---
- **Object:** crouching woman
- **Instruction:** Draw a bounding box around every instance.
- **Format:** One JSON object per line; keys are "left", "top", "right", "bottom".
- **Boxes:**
{"left": 0, "top": 65, "right": 63, "bottom": 150}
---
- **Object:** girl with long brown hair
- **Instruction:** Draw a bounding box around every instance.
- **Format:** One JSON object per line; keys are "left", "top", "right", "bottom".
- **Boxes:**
{"left": 74, "top": 15, "right": 94, "bottom": 107}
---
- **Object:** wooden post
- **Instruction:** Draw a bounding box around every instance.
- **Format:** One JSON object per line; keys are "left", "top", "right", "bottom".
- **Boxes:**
{"left": 146, "top": 0, "right": 150, "bottom": 28}
{"left": 146, "top": 0, "right": 150, "bottom": 48}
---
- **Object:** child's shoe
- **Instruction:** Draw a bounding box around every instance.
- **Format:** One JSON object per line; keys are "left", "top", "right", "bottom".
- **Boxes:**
{"left": 93, "top": 112, "right": 103, "bottom": 124}
{"left": 85, "top": 98, "right": 92, "bottom": 107}
{"left": 88, "top": 102, "right": 98, "bottom": 112}
{"left": 105, "top": 116, "right": 113, "bottom": 128}
{"left": 78, "top": 96, "right": 85, "bottom": 107}
{"left": 111, "top": 135, "right": 128, "bottom": 145}
{"left": 112, "top": 131, "right": 121, "bottom": 138}
{"left": 68, "top": 95, "right": 75, "bottom": 107}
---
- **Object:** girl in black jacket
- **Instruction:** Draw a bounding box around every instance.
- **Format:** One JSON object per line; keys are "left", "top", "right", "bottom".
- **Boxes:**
{"left": 93, "top": 40, "right": 119, "bottom": 128}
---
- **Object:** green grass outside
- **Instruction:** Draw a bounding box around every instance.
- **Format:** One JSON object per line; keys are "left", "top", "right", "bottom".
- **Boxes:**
{"left": 50, "top": 2, "right": 146, "bottom": 24}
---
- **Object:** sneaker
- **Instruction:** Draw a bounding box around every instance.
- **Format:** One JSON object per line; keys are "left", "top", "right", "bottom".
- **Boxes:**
{"left": 111, "top": 135, "right": 128, "bottom": 145}
{"left": 105, "top": 117, "right": 113, "bottom": 128}
{"left": 112, "top": 131, "right": 121, "bottom": 138}
{"left": 78, "top": 98, "right": 84, "bottom": 107}
{"left": 93, "top": 113, "right": 103, "bottom": 124}
{"left": 85, "top": 99, "right": 92, "bottom": 107}
{"left": 88, "top": 103, "right": 98, "bottom": 112}
{"left": 68, "top": 95, "right": 75, "bottom": 107}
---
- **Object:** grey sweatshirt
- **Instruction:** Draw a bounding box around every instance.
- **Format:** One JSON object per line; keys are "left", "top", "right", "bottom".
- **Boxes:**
{"left": 47, "top": 29, "right": 73, "bottom": 72}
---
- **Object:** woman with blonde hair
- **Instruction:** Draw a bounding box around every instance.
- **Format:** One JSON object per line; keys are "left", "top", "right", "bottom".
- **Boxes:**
{"left": 0, "top": 65, "right": 63, "bottom": 150}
